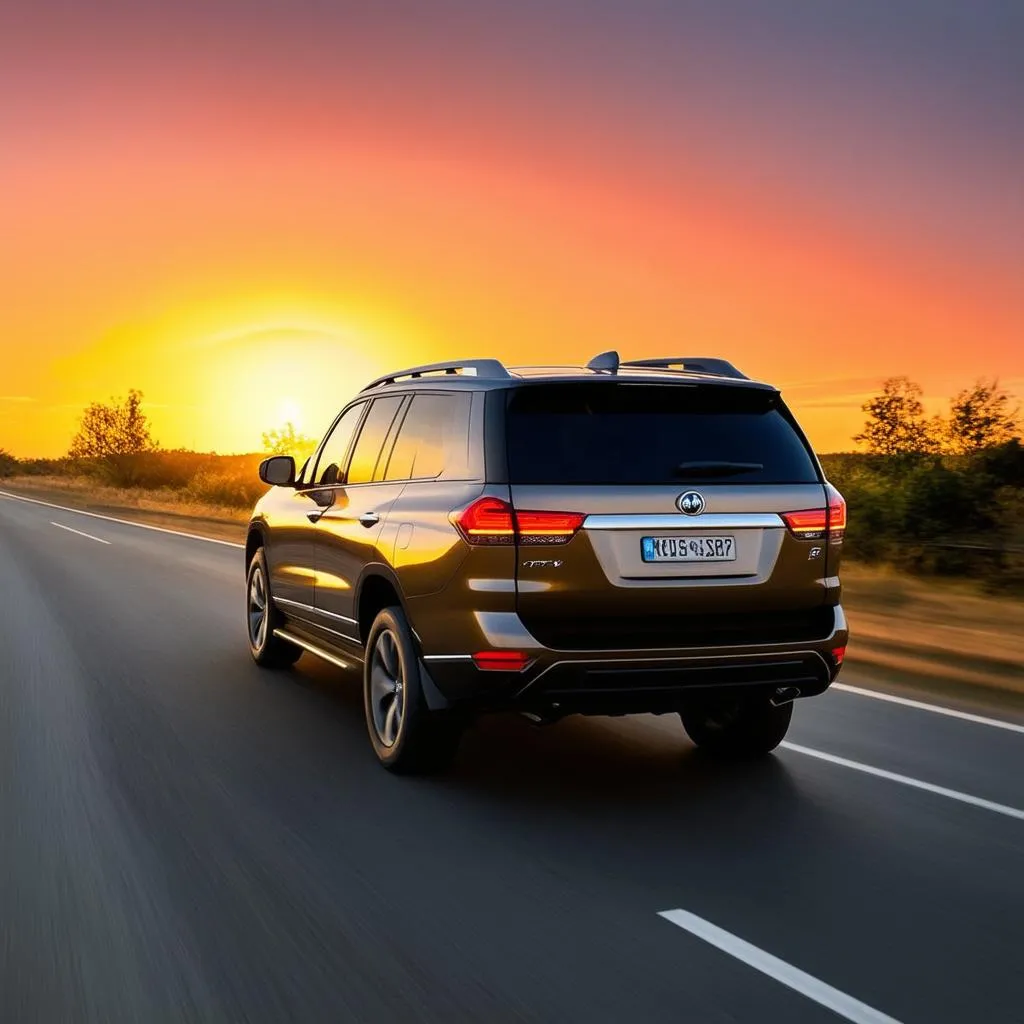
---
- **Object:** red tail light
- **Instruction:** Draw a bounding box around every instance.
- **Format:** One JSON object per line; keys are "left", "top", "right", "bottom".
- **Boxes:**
{"left": 832, "top": 645, "right": 847, "bottom": 666}
{"left": 782, "top": 508, "right": 828, "bottom": 539}
{"left": 451, "top": 497, "right": 515, "bottom": 544}
{"left": 827, "top": 486, "right": 847, "bottom": 542}
{"left": 472, "top": 650, "right": 531, "bottom": 671}
{"left": 515, "top": 509, "right": 585, "bottom": 545}
{"left": 452, "top": 498, "right": 584, "bottom": 546}
{"left": 783, "top": 487, "right": 847, "bottom": 542}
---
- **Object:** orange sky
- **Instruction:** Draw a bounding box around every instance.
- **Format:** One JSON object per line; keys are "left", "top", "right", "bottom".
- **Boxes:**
{"left": 1, "top": 2, "right": 1021, "bottom": 457}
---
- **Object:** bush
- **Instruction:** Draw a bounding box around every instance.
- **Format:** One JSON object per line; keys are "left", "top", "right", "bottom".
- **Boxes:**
{"left": 0, "top": 448, "right": 20, "bottom": 478}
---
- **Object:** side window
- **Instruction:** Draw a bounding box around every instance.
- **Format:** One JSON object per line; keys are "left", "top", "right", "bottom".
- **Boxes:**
{"left": 313, "top": 403, "right": 365, "bottom": 485}
{"left": 346, "top": 397, "right": 405, "bottom": 485}
{"left": 385, "top": 392, "right": 472, "bottom": 481}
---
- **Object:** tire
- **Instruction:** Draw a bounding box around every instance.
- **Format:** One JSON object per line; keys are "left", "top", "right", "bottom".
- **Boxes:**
{"left": 364, "top": 606, "right": 462, "bottom": 774}
{"left": 246, "top": 547, "right": 303, "bottom": 668}
{"left": 681, "top": 697, "right": 793, "bottom": 758}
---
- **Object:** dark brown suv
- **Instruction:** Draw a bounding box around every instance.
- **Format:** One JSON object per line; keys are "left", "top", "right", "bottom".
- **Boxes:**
{"left": 245, "top": 352, "right": 848, "bottom": 773}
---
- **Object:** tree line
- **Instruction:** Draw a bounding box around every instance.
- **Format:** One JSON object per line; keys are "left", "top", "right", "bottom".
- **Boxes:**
{"left": 2, "top": 379, "right": 1022, "bottom": 587}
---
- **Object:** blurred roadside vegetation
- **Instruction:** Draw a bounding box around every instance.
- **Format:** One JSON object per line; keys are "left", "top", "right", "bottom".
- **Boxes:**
{"left": 1, "top": 378, "right": 1021, "bottom": 590}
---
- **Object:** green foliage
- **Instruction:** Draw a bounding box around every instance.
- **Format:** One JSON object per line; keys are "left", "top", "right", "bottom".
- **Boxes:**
{"left": 853, "top": 377, "right": 937, "bottom": 456}
{"left": 0, "top": 448, "right": 20, "bottom": 478}
{"left": 262, "top": 421, "right": 317, "bottom": 460}
{"left": 945, "top": 379, "right": 1020, "bottom": 454}
{"left": 68, "top": 389, "right": 160, "bottom": 486}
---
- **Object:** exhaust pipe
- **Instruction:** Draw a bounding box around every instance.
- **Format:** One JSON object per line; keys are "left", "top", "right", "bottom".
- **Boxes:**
{"left": 770, "top": 686, "right": 802, "bottom": 707}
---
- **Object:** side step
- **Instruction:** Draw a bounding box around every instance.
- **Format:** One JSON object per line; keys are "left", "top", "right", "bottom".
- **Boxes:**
{"left": 274, "top": 629, "right": 361, "bottom": 671}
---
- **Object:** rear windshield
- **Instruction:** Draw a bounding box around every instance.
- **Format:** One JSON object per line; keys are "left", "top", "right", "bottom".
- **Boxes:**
{"left": 505, "top": 383, "right": 819, "bottom": 485}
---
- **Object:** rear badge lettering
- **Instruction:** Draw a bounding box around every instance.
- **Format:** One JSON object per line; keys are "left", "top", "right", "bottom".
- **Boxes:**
{"left": 522, "top": 560, "right": 563, "bottom": 568}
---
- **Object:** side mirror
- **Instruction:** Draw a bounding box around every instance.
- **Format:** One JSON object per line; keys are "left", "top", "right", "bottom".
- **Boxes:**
{"left": 259, "top": 455, "right": 296, "bottom": 487}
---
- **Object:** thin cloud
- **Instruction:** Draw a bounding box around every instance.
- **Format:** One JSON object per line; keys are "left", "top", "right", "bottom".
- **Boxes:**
{"left": 0, "top": 395, "right": 35, "bottom": 402}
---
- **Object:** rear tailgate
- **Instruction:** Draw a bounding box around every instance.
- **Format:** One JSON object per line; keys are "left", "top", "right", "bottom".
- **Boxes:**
{"left": 504, "top": 381, "right": 832, "bottom": 651}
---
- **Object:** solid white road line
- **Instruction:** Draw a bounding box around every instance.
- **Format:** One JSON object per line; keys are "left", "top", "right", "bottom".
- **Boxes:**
{"left": 0, "top": 489, "right": 244, "bottom": 549}
{"left": 658, "top": 908, "right": 902, "bottom": 1024}
{"left": 781, "top": 742, "right": 1024, "bottom": 821}
{"left": 50, "top": 521, "right": 111, "bottom": 545}
{"left": 833, "top": 682, "right": 1024, "bottom": 735}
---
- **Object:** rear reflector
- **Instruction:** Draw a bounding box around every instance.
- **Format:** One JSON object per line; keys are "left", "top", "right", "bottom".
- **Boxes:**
{"left": 472, "top": 650, "right": 531, "bottom": 672}
{"left": 832, "top": 645, "right": 847, "bottom": 666}
{"left": 452, "top": 497, "right": 584, "bottom": 546}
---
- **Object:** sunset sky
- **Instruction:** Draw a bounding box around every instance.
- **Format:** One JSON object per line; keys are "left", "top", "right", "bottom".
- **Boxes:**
{"left": 1, "top": 1, "right": 1021, "bottom": 457}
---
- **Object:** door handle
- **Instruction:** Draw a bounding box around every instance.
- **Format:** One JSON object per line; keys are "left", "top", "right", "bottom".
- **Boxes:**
{"left": 358, "top": 512, "right": 380, "bottom": 528}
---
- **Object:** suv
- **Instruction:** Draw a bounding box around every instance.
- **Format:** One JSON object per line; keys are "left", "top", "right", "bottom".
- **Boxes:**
{"left": 246, "top": 352, "right": 848, "bottom": 773}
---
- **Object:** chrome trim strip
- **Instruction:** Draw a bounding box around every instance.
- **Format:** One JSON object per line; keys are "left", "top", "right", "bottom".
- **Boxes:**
{"left": 583, "top": 513, "right": 784, "bottom": 531}
{"left": 468, "top": 579, "right": 550, "bottom": 593}
{"left": 274, "top": 630, "right": 358, "bottom": 671}
{"left": 274, "top": 595, "right": 358, "bottom": 626}
{"left": 422, "top": 654, "right": 474, "bottom": 662}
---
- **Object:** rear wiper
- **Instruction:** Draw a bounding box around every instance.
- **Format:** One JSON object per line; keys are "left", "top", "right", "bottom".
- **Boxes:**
{"left": 674, "top": 460, "right": 764, "bottom": 477}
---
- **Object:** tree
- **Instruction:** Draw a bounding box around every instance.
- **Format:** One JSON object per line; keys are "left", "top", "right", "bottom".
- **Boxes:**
{"left": 945, "top": 378, "right": 1020, "bottom": 454}
{"left": 853, "top": 377, "right": 937, "bottom": 456}
{"left": 0, "top": 448, "right": 19, "bottom": 478}
{"left": 69, "top": 389, "right": 157, "bottom": 459}
{"left": 262, "top": 421, "right": 317, "bottom": 460}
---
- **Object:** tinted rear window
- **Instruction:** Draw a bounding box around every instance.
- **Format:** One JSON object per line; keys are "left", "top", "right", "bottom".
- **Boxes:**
{"left": 505, "top": 383, "right": 819, "bottom": 485}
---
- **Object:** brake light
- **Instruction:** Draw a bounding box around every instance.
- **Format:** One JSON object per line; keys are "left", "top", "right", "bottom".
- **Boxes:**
{"left": 783, "top": 488, "right": 847, "bottom": 542}
{"left": 832, "top": 645, "right": 847, "bottom": 666}
{"left": 452, "top": 498, "right": 584, "bottom": 546}
{"left": 827, "top": 487, "right": 847, "bottom": 542}
{"left": 515, "top": 509, "right": 585, "bottom": 545}
{"left": 472, "top": 650, "right": 531, "bottom": 671}
{"left": 451, "top": 497, "right": 515, "bottom": 544}
{"left": 782, "top": 509, "right": 828, "bottom": 539}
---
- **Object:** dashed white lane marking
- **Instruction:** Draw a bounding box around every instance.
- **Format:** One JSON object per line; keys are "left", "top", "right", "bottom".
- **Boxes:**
{"left": 833, "top": 682, "right": 1024, "bottom": 735}
{"left": 781, "top": 742, "right": 1024, "bottom": 821}
{"left": 0, "top": 490, "right": 244, "bottom": 549}
{"left": 658, "top": 908, "right": 903, "bottom": 1024}
{"left": 50, "top": 521, "right": 111, "bottom": 545}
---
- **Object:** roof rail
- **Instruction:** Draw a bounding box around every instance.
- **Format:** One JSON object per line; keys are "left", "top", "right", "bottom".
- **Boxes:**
{"left": 360, "top": 358, "right": 511, "bottom": 392}
{"left": 620, "top": 357, "right": 748, "bottom": 380}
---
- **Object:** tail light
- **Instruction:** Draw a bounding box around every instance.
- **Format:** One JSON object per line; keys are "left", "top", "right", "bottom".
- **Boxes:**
{"left": 832, "top": 645, "right": 847, "bottom": 666}
{"left": 451, "top": 497, "right": 515, "bottom": 544}
{"left": 782, "top": 486, "right": 847, "bottom": 542}
{"left": 452, "top": 497, "right": 584, "bottom": 546}
{"left": 827, "top": 486, "right": 847, "bottom": 542}
{"left": 472, "top": 650, "right": 531, "bottom": 671}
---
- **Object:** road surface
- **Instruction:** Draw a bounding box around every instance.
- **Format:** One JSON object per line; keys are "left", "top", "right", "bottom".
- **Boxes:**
{"left": 2, "top": 490, "right": 1022, "bottom": 1023}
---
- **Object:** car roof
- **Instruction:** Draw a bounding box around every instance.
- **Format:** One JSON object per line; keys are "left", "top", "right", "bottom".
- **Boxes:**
{"left": 359, "top": 355, "right": 776, "bottom": 395}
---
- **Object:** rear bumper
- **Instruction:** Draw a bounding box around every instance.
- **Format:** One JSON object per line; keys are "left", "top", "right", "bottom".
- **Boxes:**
{"left": 421, "top": 605, "right": 849, "bottom": 715}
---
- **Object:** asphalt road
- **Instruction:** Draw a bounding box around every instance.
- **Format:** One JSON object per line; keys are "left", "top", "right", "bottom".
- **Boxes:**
{"left": 2, "top": 490, "right": 1023, "bottom": 1024}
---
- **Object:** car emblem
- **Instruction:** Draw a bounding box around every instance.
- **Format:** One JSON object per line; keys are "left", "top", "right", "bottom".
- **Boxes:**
{"left": 676, "top": 491, "right": 705, "bottom": 516}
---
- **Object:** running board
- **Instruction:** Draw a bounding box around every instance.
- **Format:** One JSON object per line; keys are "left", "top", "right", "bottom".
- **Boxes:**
{"left": 274, "top": 629, "right": 361, "bottom": 670}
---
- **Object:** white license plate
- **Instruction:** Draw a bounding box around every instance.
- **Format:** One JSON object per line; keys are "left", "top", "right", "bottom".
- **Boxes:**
{"left": 641, "top": 535, "right": 737, "bottom": 562}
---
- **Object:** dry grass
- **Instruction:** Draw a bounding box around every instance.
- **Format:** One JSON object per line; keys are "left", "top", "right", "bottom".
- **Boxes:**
{"left": 0, "top": 476, "right": 248, "bottom": 543}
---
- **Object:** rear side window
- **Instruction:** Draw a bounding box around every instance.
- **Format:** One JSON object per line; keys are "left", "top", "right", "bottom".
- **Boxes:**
{"left": 346, "top": 397, "right": 405, "bottom": 484}
{"left": 385, "top": 393, "right": 473, "bottom": 481}
{"left": 505, "top": 383, "right": 819, "bottom": 485}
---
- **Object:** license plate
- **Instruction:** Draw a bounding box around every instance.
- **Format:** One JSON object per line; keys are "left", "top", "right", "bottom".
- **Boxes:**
{"left": 641, "top": 535, "right": 737, "bottom": 562}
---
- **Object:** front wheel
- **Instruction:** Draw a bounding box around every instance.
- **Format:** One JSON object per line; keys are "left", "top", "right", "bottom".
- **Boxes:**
{"left": 246, "top": 548, "right": 302, "bottom": 668}
{"left": 681, "top": 698, "right": 792, "bottom": 758}
{"left": 364, "top": 606, "right": 462, "bottom": 774}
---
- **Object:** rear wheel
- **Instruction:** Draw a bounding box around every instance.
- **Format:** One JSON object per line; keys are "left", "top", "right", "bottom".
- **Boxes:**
{"left": 364, "top": 606, "right": 462, "bottom": 774}
{"left": 681, "top": 697, "right": 792, "bottom": 758}
{"left": 246, "top": 548, "right": 302, "bottom": 668}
